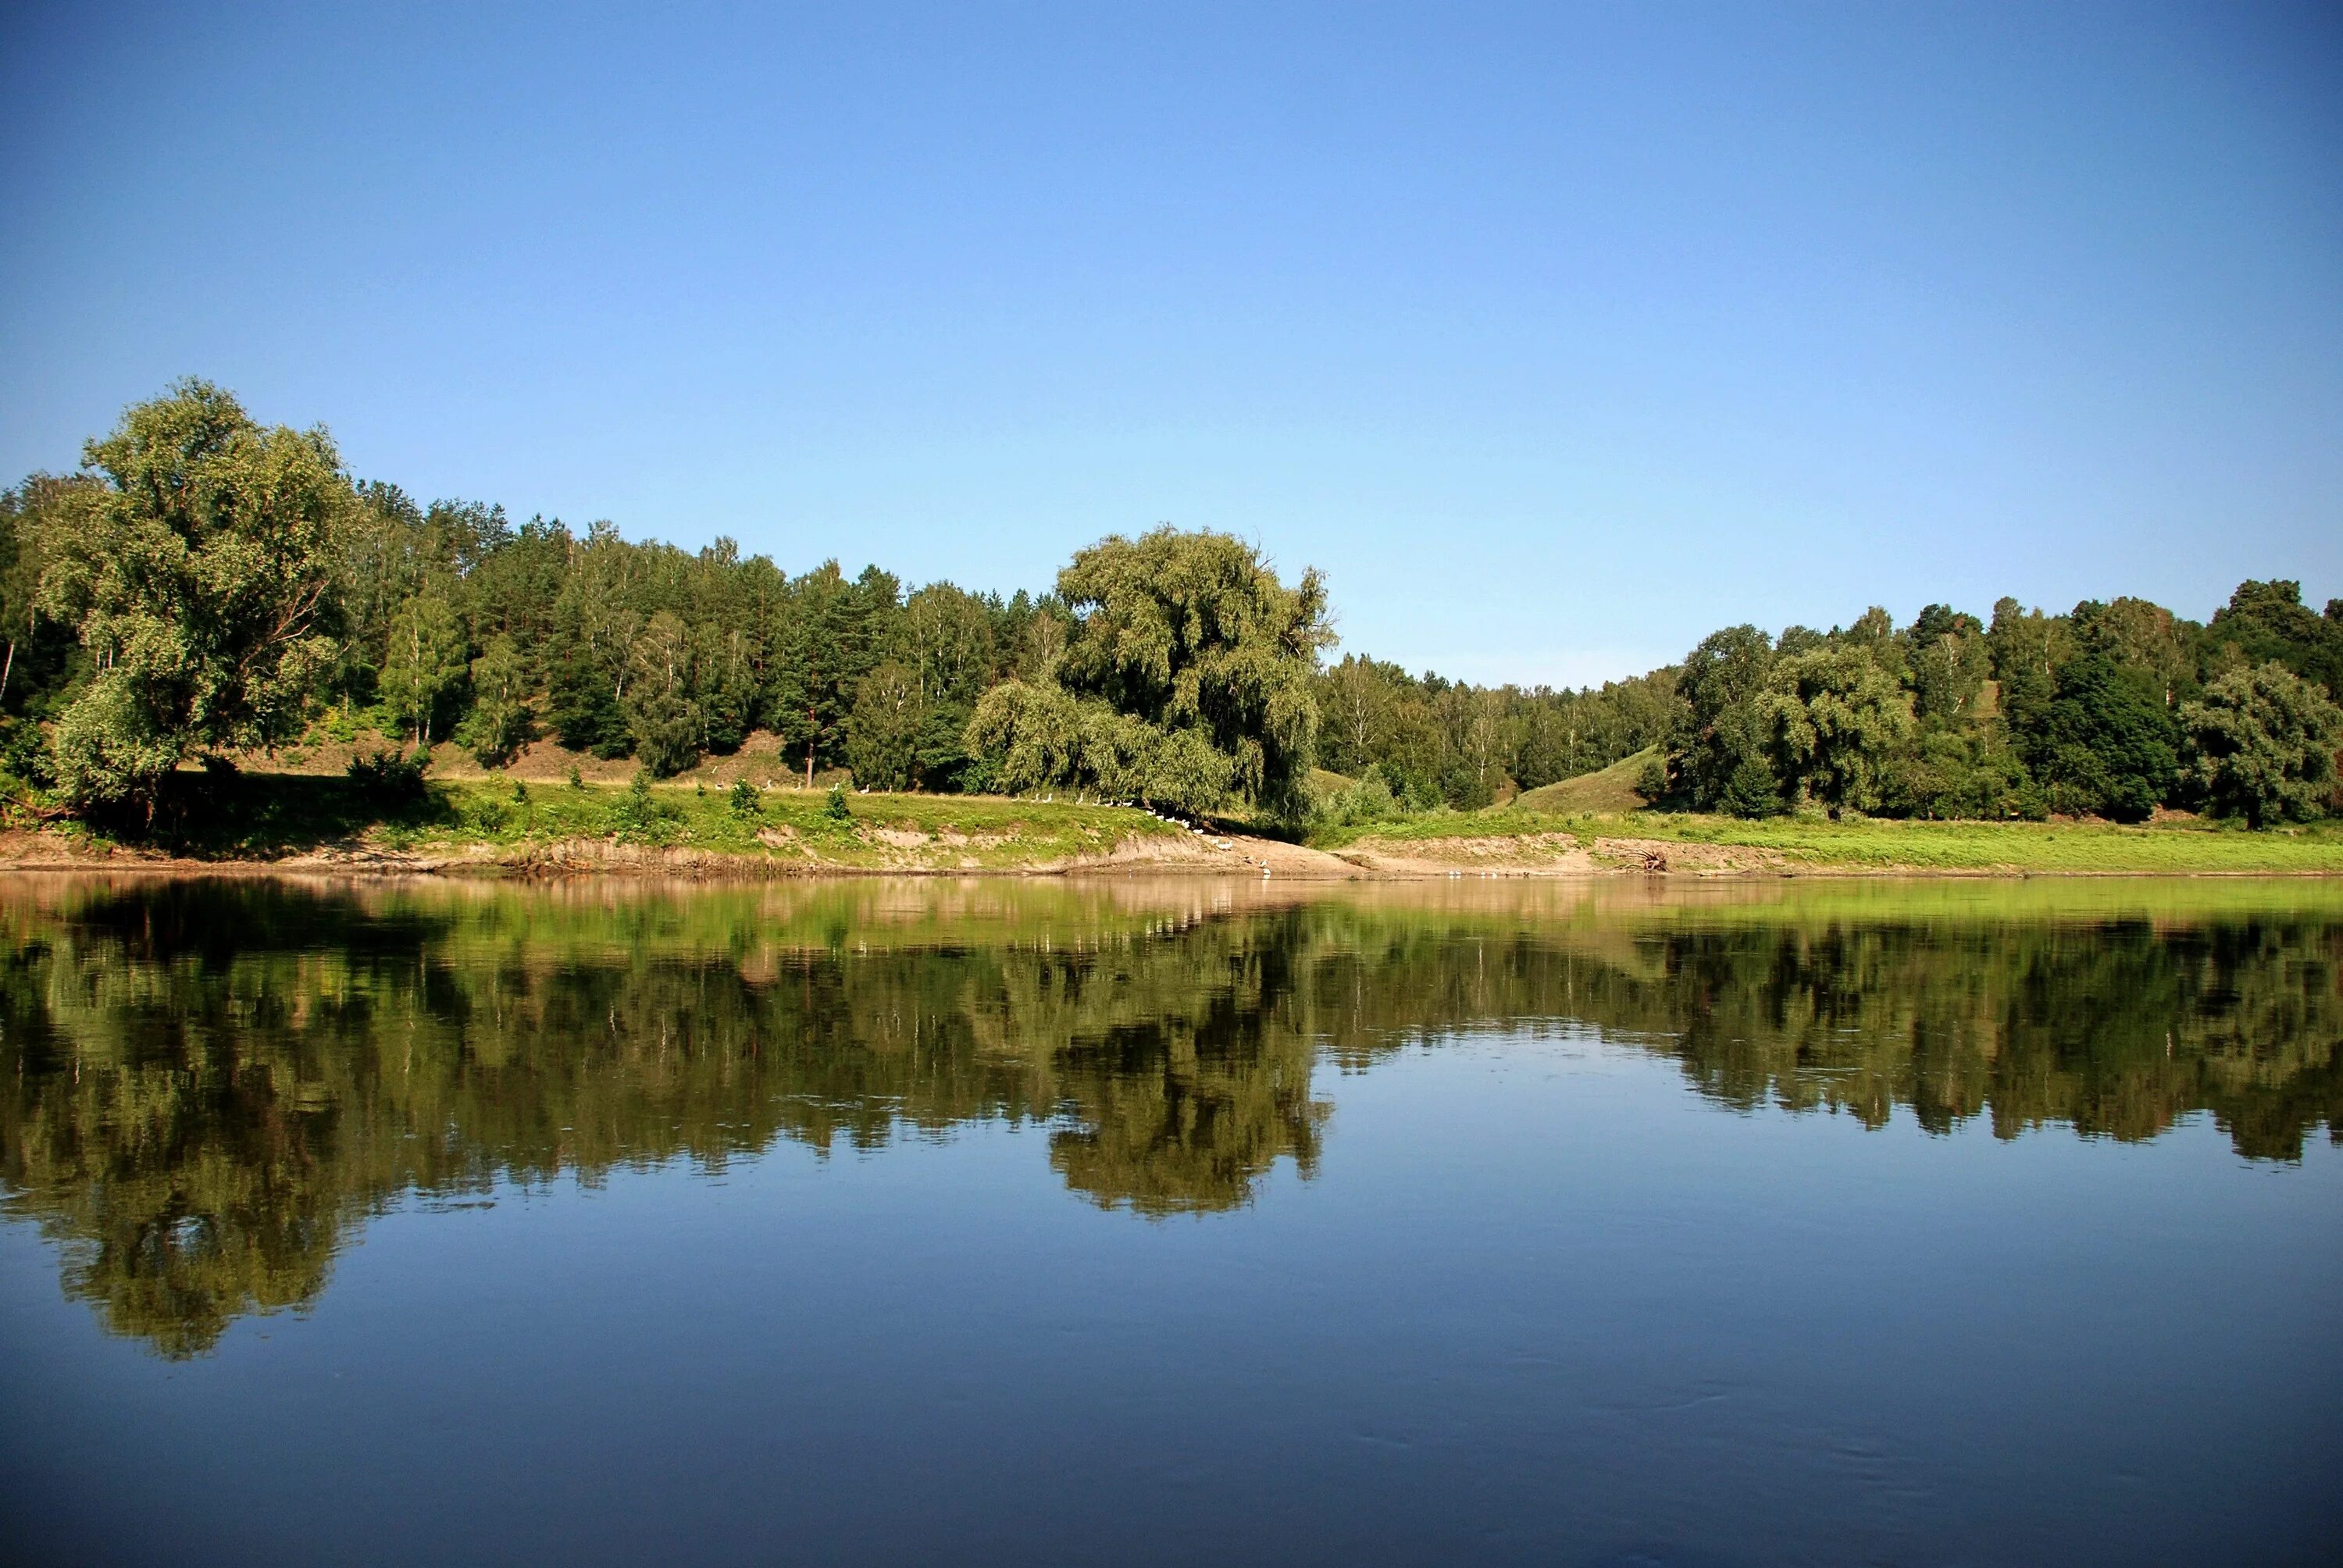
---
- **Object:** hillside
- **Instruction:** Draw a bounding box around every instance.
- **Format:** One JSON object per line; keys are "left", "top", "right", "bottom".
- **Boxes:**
{"left": 1510, "top": 748, "right": 1657, "bottom": 816}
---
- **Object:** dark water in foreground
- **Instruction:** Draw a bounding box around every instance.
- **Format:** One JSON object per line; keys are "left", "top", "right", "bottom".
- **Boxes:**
{"left": 2, "top": 875, "right": 2338, "bottom": 1565}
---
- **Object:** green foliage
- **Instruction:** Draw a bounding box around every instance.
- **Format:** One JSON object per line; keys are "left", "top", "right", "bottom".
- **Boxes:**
{"left": 346, "top": 745, "right": 430, "bottom": 803}
{"left": 1309, "top": 766, "right": 1398, "bottom": 830}
{"left": 2022, "top": 654, "right": 2180, "bottom": 821}
{"left": 968, "top": 529, "right": 1328, "bottom": 820}
{"left": 1758, "top": 645, "right": 1914, "bottom": 815}
{"left": 845, "top": 660, "right": 926, "bottom": 790}
{"left": 1667, "top": 625, "right": 1778, "bottom": 813}
{"left": 770, "top": 561, "right": 900, "bottom": 783}
{"left": 825, "top": 781, "right": 851, "bottom": 821}
{"left": 456, "top": 634, "right": 533, "bottom": 768}
{"left": 0, "top": 475, "right": 93, "bottom": 722}
{"left": 380, "top": 590, "right": 466, "bottom": 744}
{"left": 968, "top": 677, "right": 1239, "bottom": 816}
{"left": 1902, "top": 604, "right": 1988, "bottom": 724}
{"left": 1633, "top": 754, "right": 1667, "bottom": 805}
{"left": 2181, "top": 661, "right": 2342, "bottom": 828}
{"left": 36, "top": 380, "right": 352, "bottom": 810}
{"left": 2206, "top": 579, "right": 2343, "bottom": 697}
{"left": 615, "top": 769, "right": 671, "bottom": 841}
{"left": 622, "top": 610, "right": 701, "bottom": 776}
{"left": 1881, "top": 728, "right": 2045, "bottom": 821}
{"left": 2071, "top": 597, "right": 2195, "bottom": 707}
{"left": 729, "top": 778, "right": 761, "bottom": 818}
{"left": 6, "top": 378, "right": 2331, "bottom": 840}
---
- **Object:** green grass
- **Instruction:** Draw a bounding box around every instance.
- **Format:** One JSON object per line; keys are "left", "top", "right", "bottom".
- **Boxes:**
{"left": 1509, "top": 747, "right": 1656, "bottom": 815}
{"left": 27, "top": 765, "right": 2343, "bottom": 877}
{"left": 1313, "top": 803, "right": 2343, "bottom": 874}
{"left": 1620, "top": 813, "right": 2343, "bottom": 873}
{"left": 56, "top": 772, "right": 1182, "bottom": 871}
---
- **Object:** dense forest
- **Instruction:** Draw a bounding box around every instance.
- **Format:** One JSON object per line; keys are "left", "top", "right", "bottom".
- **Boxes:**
{"left": 2, "top": 380, "right": 2338, "bottom": 829}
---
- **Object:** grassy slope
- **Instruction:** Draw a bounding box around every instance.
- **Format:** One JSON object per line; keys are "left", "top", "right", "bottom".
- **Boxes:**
{"left": 33, "top": 774, "right": 1182, "bottom": 871}
{"left": 1510, "top": 747, "right": 1656, "bottom": 815}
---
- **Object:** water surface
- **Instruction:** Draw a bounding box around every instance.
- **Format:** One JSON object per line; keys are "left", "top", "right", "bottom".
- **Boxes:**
{"left": 2, "top": 874, "right": 2338, "bottom": 1563}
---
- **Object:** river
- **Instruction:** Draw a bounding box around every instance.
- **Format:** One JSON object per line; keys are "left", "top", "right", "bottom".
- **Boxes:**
{"left": 2, "top": 874, "right": 2337, "bottom": 1563}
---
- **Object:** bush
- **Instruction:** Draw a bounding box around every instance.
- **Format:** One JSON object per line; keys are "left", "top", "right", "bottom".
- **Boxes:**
{"left": 1311, "top": 768, "right": 1396, "bottom": 829}
{"left": 1881, "top": 730, "right": 2047, "bottom": 821}
{"left": 825, "top": 782, "right": 852, "bottom": 822}
{"left": 729, "top": 779, "right": 761, "bottom": 818}
{"left": 0, "top": 715, "right": 53, "bottom": 790}
{"left": 1717, "top": 756, "right": 1781, "bottom": 818}
{"left": 346, "top": 746, "right": 430, "bottom": 804}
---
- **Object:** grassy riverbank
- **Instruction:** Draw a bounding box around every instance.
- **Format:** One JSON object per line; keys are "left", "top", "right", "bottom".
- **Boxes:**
{"left": 1319, "top": 805, "right": 2343, "bottom": 875}
{"left": 5, "top": 768, "right": 2341, "bottom": 876}
{"left": 4, "top": 774, "right": 1189, "bottom": 874}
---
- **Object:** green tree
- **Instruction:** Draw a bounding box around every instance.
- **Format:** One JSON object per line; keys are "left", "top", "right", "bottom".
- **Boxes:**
{"left": 1881, "top": 728, "right": 2042, "bottom": 820}
{"left": 2206, "top": 579, "right": 2343, "bottom": 698}
{"left": 846, "top": 660, "right": 927, "bottom": 790}
{"left": 456, "top": 634, "right": 533, "bottom": 768}
{"left": 2181, "top": 661, "right": 2341, "bottom": 828}
{"left": 2022, "top": 654, "right": 2179, "bottom": 821}
{"left": 0, "top": 474, "right": 94, "bottom": 725}
{"left": 769, "top": 561, "right": 898, "bottom": 786}
{"left": 544, "top": 520, "right": 640, "bottom": 758}
{"left": 380, "top": 590, "right": 467, "bottom": 744}
{"left": 1988, "top": 597, "right": 2073, "bottom": 744}
{"left": 2071, "top": 596, "right": 2195, "bottom": 708}
{"left": 39, "top": 380, "right": 351, "bottom": 811}
{"left": 965, "top": 528, "right": 1328, "bottom": 819}
{"left": 1901, "top": 604, "right": 1988, "bottom": 725}
{"left": 622, "top": 610, "right": 702, "bottom": 776}
{"left": 1759, "top": 645, "right": 1914, "bottom": 815}
{"left": 1666, "top": 625, "right": 1778, "bottom": 814}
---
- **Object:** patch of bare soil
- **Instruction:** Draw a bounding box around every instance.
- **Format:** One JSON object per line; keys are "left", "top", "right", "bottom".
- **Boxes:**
{"left": 1336, "top": 832, "right": 1599, "bottom": 878}
{"left": 1059, "top": 829, "right": 1360, "bottom": 878}
{"left": 1586, "top": 836, "right": 1795, "bottom": 874}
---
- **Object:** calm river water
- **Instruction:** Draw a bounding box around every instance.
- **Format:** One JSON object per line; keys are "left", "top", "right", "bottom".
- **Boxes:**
{"left": 2, "top": 873, "right": 2338, "bottom": 1564}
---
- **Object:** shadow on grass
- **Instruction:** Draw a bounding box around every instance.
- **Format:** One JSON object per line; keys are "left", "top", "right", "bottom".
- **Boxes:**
{"left": 107, "top": 770, "right": 452, "bottom": 859}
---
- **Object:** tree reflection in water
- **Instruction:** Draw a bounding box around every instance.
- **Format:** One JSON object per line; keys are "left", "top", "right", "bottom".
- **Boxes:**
{"left": 2, "top": 874, "right": 2337, "bottom": 1356}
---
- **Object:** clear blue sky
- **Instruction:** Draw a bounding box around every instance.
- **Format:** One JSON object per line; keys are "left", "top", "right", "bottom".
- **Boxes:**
{"left": 3, "top": 2, "right": 2337, "bottom": 686}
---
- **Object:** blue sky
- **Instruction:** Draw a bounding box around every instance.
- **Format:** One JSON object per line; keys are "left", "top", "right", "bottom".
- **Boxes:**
{"left": 3, "top": 2, "right": 2337, "bottom": 686}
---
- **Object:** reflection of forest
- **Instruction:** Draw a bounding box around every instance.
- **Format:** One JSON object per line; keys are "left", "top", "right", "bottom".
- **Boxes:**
{"left": 2, "top": 875, "right": 2338, "bottom": 1356}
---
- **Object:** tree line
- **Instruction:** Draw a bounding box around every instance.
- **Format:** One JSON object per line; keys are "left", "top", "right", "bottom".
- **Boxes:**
{"left": 1, "top": 378, "right": 2336, "bottom": 829}
{"left": 1652, "top": 590, "right": 2343, "bottom": 826}
{"left": 0, "top": 381, "right": 1329, "bottom": 821}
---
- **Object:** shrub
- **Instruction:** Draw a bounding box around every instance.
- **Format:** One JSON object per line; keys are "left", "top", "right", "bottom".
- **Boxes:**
{"left": 1311, "top": 768, "right": 1396, "bottom": 829}
{"left": 346, "top": 746, "right": 430, "bottom": 804}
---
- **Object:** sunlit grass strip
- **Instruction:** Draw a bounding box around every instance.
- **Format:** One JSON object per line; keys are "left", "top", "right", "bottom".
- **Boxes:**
{"left": 405, "top": 779, "right": 1183, "bottom": 868}
{"left": 1324, "top": 807, "right": 2343, "bottom": 874}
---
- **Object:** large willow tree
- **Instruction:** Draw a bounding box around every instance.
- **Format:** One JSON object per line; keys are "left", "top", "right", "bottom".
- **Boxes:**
{"left": 37, "top": 380, "right": 352, "bottom": 812}
{"left": 967, "top": 527, "right": 1330, "bottom": 819}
